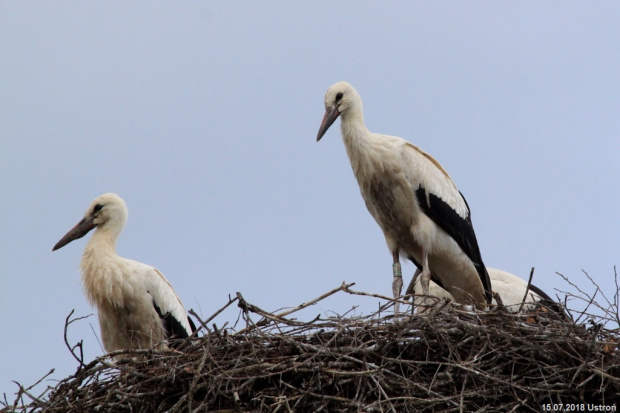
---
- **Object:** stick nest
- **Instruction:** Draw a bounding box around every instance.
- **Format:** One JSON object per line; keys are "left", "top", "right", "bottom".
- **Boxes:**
{"left": 3, "top": 272, "right": 620, "bottom": 412}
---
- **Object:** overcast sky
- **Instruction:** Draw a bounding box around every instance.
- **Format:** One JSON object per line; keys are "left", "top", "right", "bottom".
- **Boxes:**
{"left": 1, "top": 2, "right": 618, "bottom": 398}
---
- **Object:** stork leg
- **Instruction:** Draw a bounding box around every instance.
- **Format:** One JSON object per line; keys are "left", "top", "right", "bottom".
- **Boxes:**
{"left": 419, "top": 251, "right": 431, "bottom": 300}
{"left": 405, "top": 268, "right": 422, "bottom": 314}
{"left": 392, "top": 250, "right": 403, "bottom": 313}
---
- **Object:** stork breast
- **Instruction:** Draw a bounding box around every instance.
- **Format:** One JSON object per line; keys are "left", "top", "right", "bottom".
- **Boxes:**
{"left": 364, "top": 176, "right": 416, "bottom": 237}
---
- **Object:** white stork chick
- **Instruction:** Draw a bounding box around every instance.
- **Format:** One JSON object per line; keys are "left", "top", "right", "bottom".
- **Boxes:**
{"left": 317, "top": 81, "right": 492, "bottom": 311}
{"left": 53, "top": 193, "right": 195, "bottom": 354}
{"left": 407, "top": 267, "right": 565, "bottom": 316}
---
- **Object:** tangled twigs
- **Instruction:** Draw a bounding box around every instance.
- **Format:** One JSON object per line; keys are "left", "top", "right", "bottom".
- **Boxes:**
{"left": 5, "top": 370, "right": 54, "bottom": 412}
{"left": 2, "top": 273, "right": 620, "bottom": 412}
{"left": 188, "top": 294, "right": 238, "bottom": 333}
{"left": 557, "top": 270, "right": 620, "bottom": 328}
{"left": 235, "top": 281, "right": 355, "bottom": 334}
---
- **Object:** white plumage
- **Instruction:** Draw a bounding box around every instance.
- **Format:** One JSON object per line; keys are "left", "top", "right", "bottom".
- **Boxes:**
{"left": 407, "top": 267, "right": 561, "bottom": 314}
{"left": 317, "top": 82, "right": 492, "bottom": 311}
{"left": 53, "top": 193, "right": 195, "bottom": 354}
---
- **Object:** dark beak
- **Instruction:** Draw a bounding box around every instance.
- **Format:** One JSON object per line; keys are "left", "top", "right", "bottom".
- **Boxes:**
{"left": 316, "top": 105, "right": 340, "bottom": 142}
{"left": 53, "top": 216, "right": 96, "bottom": 251}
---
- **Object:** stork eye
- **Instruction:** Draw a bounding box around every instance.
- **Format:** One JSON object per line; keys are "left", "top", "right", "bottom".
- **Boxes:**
{"left": 93, "top": 204, "right": 104, "bottom": 213}
{"left": 336, "top": 92, "right": 343, "bottom": 102}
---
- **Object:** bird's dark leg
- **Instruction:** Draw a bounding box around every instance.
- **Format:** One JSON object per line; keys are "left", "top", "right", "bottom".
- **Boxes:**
{"left": 392, "top": 250, "right": 403, "bottom": 313}
{"left": 405, "top": 268, "right": 421, "bottom": 297}
{"left": 405, "top": 268, "right": 421, "bottom": 314}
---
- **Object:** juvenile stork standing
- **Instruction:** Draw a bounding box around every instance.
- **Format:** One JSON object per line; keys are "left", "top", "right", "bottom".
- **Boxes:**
{"left": 317, "top": 81, "right": 492, "bottom": 311}
{"left": 408, "top": 267, "right": 565, "bottom": 316}
{"left": 53, "top": 193, "right": 195, "bottom": 354}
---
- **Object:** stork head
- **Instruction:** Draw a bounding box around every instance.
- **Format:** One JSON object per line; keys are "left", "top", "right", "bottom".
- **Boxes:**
{"left": 53, "top": 193, "right": 128, "bottom": 251}
{"left": 317, "top": 81, "right": 363, "bottom": 141}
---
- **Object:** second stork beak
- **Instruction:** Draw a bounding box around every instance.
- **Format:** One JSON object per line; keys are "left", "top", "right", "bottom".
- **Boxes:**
{"left": 53, "top": 215, "right": 97, "bottom": 251}
{"left": 316, "top": 105, "right": 340, "bottom": 142}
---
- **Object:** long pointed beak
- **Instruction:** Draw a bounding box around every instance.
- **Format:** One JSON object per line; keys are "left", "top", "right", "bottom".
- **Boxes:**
{"left": 53, "top": 216, "right": 96, "bottom": 251}
{"left": 316, "top": 105, "right": 340, "bottom": 142}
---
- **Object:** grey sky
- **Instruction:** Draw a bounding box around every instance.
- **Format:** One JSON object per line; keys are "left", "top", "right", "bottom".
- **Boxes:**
{"left": 1, "top": 2, "right": 618, "bottom": 396}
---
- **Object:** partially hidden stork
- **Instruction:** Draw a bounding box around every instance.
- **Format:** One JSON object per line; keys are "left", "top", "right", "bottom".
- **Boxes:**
{"left": 317, "top": 81, "right": 492, "bottom": 311}
{"left": 53, "top": 193, "right": 196, "bottom": 355}
{"left": 407, "top": 267, "right": 565, "bottom": 316}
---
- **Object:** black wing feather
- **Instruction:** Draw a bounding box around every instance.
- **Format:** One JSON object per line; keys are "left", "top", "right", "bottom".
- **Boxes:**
{"left": 415, "top": 186, "right": 492, "bottom": 304}
{"left": 152, "top": 299, "right": 191, "bottom": 339}
{"left": 187, "top": 315, "right": 197, "bottom": 333}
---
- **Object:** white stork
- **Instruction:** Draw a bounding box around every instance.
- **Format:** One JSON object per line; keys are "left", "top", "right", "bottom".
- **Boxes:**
{"left": 407, "top": 267, "right": 565, "bottom": 316}
{"left": 53, "top": 193, "right": 195, "bottom": 354}
{"left": 317, "top": 81, "right": 492, "bottom": 311}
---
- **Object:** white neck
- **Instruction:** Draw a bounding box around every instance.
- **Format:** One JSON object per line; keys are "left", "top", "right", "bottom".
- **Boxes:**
{"left": 80, "top": 227, "right": 123, "bottom": 308}
{"left": 84, "top": 226, "right": 118, "bottom": 256}
{"left": 340, "top": 112, "right": 376, "bottom": 179}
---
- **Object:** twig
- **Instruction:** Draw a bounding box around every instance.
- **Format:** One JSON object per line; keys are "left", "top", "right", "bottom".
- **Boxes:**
{"left": 273, "top": 281, "right": 355, "bottom": 319}
{"left": 342, "top": 285, "right": 411, "bottom": 308}
{"left": 63, "top": 309, "right": 93, "bottom": 371}
{"left": 234, "top": 282, "right": 355, "bottom": 335}
{"left": 188, "top": 294, "right": 238, "bottom": 333}
{"left": 517, "top": 267, "right": 535, "bottom": 314}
